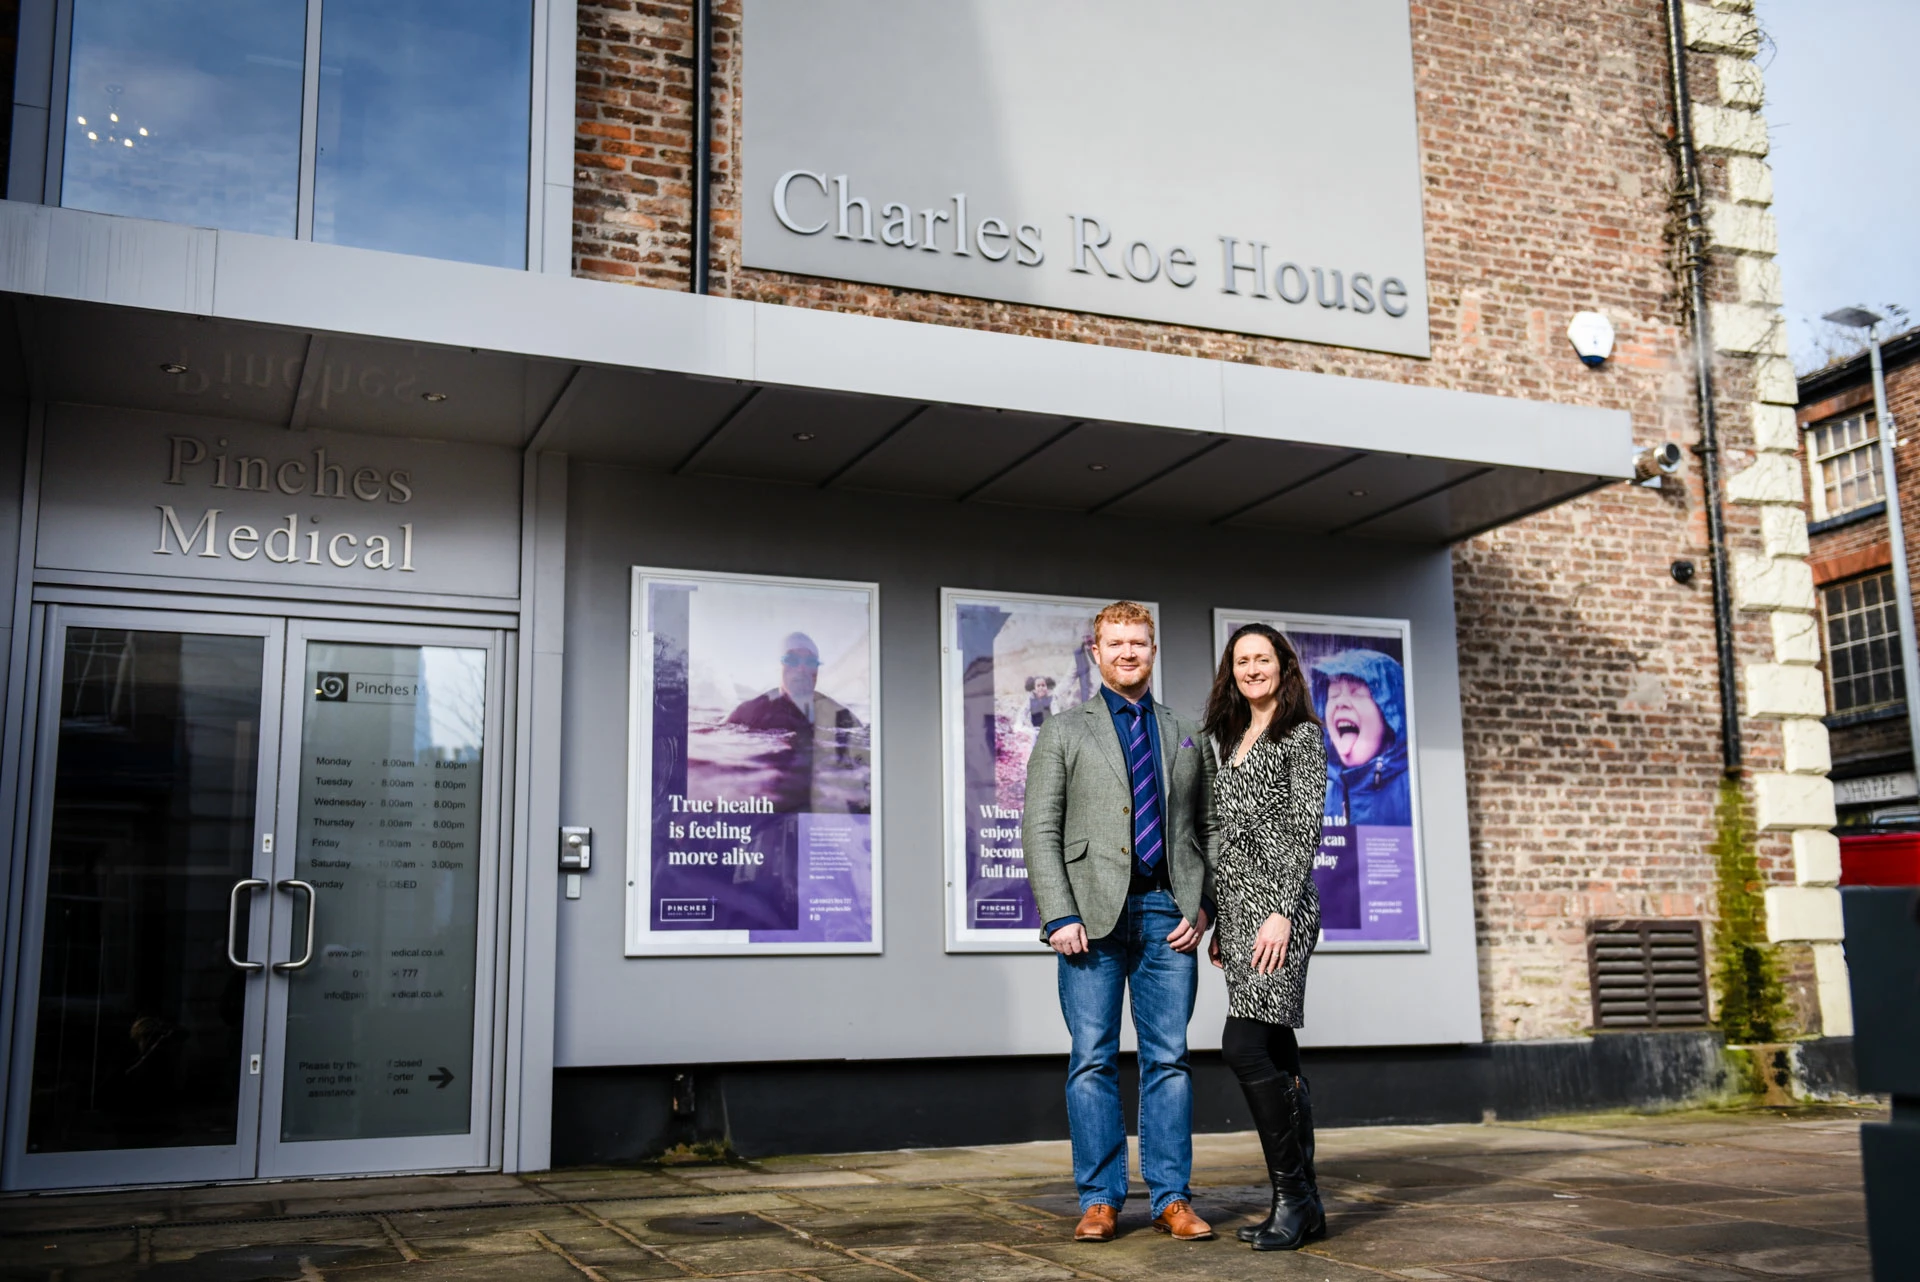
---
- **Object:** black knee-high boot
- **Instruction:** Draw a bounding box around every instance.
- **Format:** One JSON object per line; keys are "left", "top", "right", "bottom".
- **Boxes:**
{"left": 1232, "top": 1073, "right": 1324, "bottom": 1250}
{"left": 1296, "top": 1073, "right": 1323, "bottom": 1222}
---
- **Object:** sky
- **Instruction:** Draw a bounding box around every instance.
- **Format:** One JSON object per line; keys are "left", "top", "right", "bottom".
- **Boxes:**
{"left": 1759, "top": 0, "right": 1920, "bottom": 372}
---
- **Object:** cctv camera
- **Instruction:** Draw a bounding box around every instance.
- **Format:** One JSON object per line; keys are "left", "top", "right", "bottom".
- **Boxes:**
{"left": 1633, "top": 442, "right": 1685, "bottom": 482}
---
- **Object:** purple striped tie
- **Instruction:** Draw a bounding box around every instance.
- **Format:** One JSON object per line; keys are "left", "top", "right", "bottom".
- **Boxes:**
{"left": 1123, "top": 705, "right": 1163, "bottom": 874}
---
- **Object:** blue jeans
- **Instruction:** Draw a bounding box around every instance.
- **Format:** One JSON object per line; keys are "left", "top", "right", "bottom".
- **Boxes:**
{"left": 1056, "top": 888, "right": 1199, "bottom": 1215}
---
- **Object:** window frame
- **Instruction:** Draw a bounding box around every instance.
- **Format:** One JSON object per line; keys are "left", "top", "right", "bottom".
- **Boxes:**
{"left": 1820, "top": 569, "right": 1908, "bottom": 717}
{"left": 1804, "top": 410, "right": 1886, "bottom": 522}
{"left": 8, "top": 0, "right": 574, "bottom": 272}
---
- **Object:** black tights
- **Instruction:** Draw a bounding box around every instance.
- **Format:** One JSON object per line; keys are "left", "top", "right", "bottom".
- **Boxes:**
{"left": 1221, "top": 1016, "right": 1302, "bottom": 1085}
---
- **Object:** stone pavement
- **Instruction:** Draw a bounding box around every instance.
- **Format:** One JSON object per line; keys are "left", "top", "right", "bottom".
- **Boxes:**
{"left": 0, "top": 1105, "right": 1880, "bottom": 1281}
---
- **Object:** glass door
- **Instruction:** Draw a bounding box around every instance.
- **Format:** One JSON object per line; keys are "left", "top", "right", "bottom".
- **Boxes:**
{"left": 3, "top": 608, "right": 285, "bottom": 1190}
{"left": 256, "top": 622, "right": 504, "bottom": 1178}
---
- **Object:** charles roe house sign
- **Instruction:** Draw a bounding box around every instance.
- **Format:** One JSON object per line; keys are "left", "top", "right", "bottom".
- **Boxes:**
{"left": 742, "top": 0, "right": 1431, "bottom": 358}
{"left": 36, "top": 405, "right": 523, "bottom": 598}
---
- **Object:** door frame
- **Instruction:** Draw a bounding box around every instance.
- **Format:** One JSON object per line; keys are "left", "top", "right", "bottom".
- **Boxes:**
{"left": 255, "top": 618, "right": 509, "bottom": 1179}
{"left": 0, "top": 604, "right": 288, "bottom": 1191}
{"left": 0, "top": 600, "right": 518, "bottom": 1191}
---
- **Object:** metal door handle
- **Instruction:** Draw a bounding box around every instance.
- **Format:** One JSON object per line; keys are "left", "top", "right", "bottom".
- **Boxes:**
{"left": 274, "top": 880, "right": 317, "bottom": 972}
{"left": 227, "top": 878, "right": 268, "bottom": 971}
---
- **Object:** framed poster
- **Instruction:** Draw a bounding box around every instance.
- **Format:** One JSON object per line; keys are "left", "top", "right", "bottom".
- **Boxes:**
{"left": 627, "top": 568, "right": 881, "bottom": 955}
{"left": 1213, "top": 609, "right": 1428, "bottom": 952}
{"left": 942, "top": 589, "right": 1161, "bottom": 952}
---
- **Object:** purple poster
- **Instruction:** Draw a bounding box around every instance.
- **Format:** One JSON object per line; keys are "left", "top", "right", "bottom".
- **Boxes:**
{"left": 1217, "top": 612, "right": 1425, "bottom": 950}
{"left": 944, "top": 591, "right": 1158, "bottom": 951}
{"left": 629, "top": 569, "right": 879, "bottom": 955}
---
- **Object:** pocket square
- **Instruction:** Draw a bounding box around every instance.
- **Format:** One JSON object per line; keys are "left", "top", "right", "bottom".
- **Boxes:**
{"left": 1181, "top": 736, "right": 1194, "bottom": 749}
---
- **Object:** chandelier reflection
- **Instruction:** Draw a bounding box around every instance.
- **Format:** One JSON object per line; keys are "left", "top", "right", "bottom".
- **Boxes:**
{"left": 75, "top": 84, "right": 150, "bottom": 151}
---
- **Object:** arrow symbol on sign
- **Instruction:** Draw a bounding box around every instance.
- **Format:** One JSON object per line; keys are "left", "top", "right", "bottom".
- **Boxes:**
{"left": 429, "top": 1066, "right": 455, "bottom": 1090}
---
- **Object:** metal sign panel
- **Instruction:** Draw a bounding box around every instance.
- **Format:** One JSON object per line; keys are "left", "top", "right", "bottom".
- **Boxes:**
{"left": 36, "top": 405, "right": 523, "bottom": 599}
{"left": 741, "top": 0, "right": 1431, "bottom": 357}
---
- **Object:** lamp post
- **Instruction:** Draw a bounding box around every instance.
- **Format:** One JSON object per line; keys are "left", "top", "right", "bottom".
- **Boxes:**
{"left": 1824, "top": 306, "right": 1920, "bottom": 783}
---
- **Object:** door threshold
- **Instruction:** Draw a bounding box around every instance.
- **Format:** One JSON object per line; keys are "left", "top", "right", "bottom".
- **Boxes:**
{"left": 1, "top": 1164, "right": 504, "bottom": 1200}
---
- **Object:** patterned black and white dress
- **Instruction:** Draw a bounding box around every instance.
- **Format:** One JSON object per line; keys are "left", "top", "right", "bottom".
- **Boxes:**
{"left": 1211, "top": 720, "right": 1329, "bottom": 1027}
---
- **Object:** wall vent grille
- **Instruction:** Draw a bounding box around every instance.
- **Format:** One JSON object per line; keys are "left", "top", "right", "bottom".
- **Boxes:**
{"left": 1587, "top": 919, "right": 1708, "bottom": 1030}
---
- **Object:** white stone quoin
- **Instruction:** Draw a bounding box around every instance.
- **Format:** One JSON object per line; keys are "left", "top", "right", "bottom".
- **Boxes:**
{"left": 1765, "top": 885, "right": 1844, "bottom": 944}
{"left": 1770, "top": 611, "right": 1821, "bottom": 665}
{"left": 1791, "top": 830, "right": 1841, "bottom": 886}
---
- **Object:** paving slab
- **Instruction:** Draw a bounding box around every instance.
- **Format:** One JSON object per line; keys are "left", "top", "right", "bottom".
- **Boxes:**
{"left": 0, "top": 1103, "right": 1882, "bottom": 1281}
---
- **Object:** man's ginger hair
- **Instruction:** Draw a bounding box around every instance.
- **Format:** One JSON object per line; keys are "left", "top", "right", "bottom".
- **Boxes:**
{"left": 1092, "top": 600, "right": 1156, "bottom": 645}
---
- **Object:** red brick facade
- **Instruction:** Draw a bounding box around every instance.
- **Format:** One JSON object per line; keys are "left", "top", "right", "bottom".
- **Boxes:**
{"left": 570, "top": 2, "right": 1815, "bottom": 1039}
{"left": 1801, "top": 334, "right": 1920, "bottom": 813}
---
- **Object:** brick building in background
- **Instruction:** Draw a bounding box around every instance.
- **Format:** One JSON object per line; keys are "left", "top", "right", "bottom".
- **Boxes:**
{"left": 571, "top": 0, "right": 1844, "bottom": 1047}
{"left": 1799, "top": 328, "right": 1920, "bottom": 826}
{"left": 0, "top": 0, "right": 1852, "bottom": 1188}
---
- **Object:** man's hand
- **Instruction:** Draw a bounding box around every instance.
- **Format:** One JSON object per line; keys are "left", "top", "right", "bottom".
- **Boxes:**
{"left": 1166, "top": 906, "right": 1209, "bottom": 954}
{"left": 1049, "top": 922, "right": 1089, "bottom": 956}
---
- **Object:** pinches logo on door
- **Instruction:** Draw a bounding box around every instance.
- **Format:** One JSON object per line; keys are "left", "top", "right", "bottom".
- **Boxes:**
{"left": 314, "top": 672, "right": 350, "bottom": 702}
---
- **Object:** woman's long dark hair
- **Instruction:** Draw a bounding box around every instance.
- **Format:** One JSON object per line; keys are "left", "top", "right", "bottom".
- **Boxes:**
{"left": 1202, "top": 623, "right": 1319, "bottom": 751}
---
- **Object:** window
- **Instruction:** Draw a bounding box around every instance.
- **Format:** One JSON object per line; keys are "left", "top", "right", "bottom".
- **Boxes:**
{"left": 1823, "top": 571, "right": 1907, "bottom": 715}
{"left": 1806, "top": 412, "right": 1885, "bottom": 520}
{"left": 312, "top": 0, "right": 532, "bottom": 268}
{"left": 60, "top": 0, "right": 307, "bottom": 237}
{"left": 58, "top": 0, "right": 531, "bottom": 268}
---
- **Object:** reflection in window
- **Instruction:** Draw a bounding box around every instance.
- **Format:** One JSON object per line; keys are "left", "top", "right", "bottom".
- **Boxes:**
{"left": 61, "top": 0, "right": 305, "bottom": 237}
{"left": 1823, "top": 571, "right": 1906, "bottom": 715}
{"left": 313, "top": 0, "right": 531, "bottom": 268}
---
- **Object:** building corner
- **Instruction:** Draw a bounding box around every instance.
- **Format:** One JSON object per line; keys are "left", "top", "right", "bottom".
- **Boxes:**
{"left": 1691, "top": 0, "right": 1850, "bottom": 1036}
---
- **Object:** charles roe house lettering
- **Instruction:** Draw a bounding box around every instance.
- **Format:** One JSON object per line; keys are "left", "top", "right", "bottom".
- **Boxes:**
{"left": 742, "top": 0, "right": 1431, "bottom": 358}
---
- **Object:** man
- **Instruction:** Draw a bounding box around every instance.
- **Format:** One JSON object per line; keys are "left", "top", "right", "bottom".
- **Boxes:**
{"left": 1022, "top": 601, "right": 1218, "bottom": 1243}
{"left": 726, "top": 632, "right": 869, "bottom": 813}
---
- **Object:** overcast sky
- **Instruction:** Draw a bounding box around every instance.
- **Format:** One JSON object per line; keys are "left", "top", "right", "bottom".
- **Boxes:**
{"left": 1759, "top": 0, "right": 1920, "bottom": 371}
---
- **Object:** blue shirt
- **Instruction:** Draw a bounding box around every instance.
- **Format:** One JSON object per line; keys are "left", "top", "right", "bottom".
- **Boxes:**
{"left": 1045, "top": 687, "right": 1192, "bottom": 941}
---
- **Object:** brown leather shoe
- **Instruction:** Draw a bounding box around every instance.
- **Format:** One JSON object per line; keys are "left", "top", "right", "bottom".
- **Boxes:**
{"left": 1152, "top": 1200, "right": 1215, "bottom": 1240}
{"left": 1073, "top": 1204, "right": 1118, "bottom": 1241}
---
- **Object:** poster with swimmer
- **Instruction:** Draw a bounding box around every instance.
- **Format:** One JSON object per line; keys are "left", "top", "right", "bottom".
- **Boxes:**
{"left": 941, "top": 589, "right": 1160, "bottom": 952}
{"left": 1215, "top": 610, "right": 1427, "bottom": 951}
{"left": 627, "top": 568, "right": 880, "bottom": 955}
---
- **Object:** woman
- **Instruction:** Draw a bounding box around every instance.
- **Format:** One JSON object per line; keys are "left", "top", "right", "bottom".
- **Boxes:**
{"left": 1203, "top": 622, "right": 1329, "bottom": 1252}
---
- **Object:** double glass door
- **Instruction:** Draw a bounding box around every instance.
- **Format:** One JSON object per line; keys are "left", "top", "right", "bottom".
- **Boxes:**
{"left": 4, "top": 607, "right": 506, "bottom": 1190}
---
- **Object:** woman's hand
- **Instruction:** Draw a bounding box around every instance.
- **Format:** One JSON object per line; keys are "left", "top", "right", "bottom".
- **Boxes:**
{"left": 1207, "top": 929, "right": 1224, "bottom": 970}
{"left": 1252, "top": 913, "right": 1291, "bottom": 975}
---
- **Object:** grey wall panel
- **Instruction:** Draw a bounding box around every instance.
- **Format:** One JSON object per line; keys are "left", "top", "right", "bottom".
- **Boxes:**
{"left": 554, "top": 465, "right": 1484, "bottom": 1066}
{"left": 36, "top": 403, "right": 522, "bottom": 599}
{"left": 0, "top": 401, "right": 25, "bottom": 615}
{"left": 741, "top": 0, "right": 1430, "bottom": 356}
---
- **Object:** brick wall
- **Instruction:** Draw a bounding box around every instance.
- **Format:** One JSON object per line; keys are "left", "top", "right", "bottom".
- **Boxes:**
{"left": 1801, "top": 344, "right": 1920, "bottom": 797}
{"left": 572, "top": 1, "right": 1819, "bottom": 1040}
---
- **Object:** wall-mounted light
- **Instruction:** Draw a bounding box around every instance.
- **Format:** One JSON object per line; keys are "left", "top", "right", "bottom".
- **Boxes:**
{"left": 1632, "top": 442, "right": 1685, "bottom": 483}
{"left": 159, "top": 362, "right": 188, "bottom": 375}
{"left": 1567, "top": 311, "right": 1615, "bottom": 367}
{"left": 1671, "top": 559, "right": 1696, "bottom": 585}
{"left": 792, "top": 432, "right": 816, "bottom": 442}
{"left": 1087, "top": 463, "right": 1108, "bottom": 472}
{"left": 421, "top": 391, "right": 448, "bottom": 403}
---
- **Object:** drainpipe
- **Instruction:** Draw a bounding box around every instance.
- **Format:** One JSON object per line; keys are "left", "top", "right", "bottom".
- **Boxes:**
{"left": 1664, "top": 0, "right": 1743, "bottom": 774}
{"left": 692, "top": 0, "right": 713, "bottom": 294}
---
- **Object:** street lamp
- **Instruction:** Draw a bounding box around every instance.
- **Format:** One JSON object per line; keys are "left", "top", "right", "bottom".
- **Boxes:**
{"left": 1823, "top": 306, "right": 1920, "bottom": 785}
